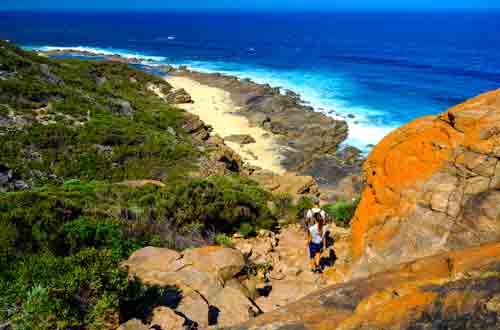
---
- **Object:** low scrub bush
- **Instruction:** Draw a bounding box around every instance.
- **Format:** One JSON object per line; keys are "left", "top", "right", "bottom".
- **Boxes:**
{"left": 296, "top": 196, "right": 314, "bottom": 219}
{"left": 0, "top": 42, "right": 278, "bottom": 328}
{"left": 323, "top": 197, "right": 360, "bottom": 227}
{"left": 163, "top": 176, "right": 274, "bottom": 235}
{"left": 214, "top": 234, "right": 234, "bottom": 248}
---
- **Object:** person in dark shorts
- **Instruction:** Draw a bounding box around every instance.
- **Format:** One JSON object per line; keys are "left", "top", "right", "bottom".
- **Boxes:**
{"left": 307, "top": 212, "right": 327, "bottom": 273}
{"left": 302, "top": 198, "right": 327, "bottom": 232}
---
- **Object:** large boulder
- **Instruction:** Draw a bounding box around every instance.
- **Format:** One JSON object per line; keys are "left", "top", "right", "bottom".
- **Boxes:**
{"left": 166, "top": 88, "right": 192, "bottom": 104}
{"left": 109, "top": 97, "right": 134, "bottom": 119}
{"left": 176, "top": 289, "right": 210, "bottom": 328}
{"left": 150, "top": 306, "right": 185, "bottom": 330}
{"left": 182, "top": 246, "right": 245, "bottom": 283}
{"left": 122, "top": 247, "right": 183, "bottom": 278}
{"left": 224, "top": 243, "right": 500, "bottom": 330}
{"left": 350, "top": 89, "right": 500, "bottom": 277}
{"left": 211, "top": 287, "right": 260, "bottom": 327}
{"left": 251, "top": 172, "right": 318, "bottom": 196}
{"left": 117, "top": 319, "right": 148, "bottom": 330}
{"left": 224, "top": 134, "right": 256, "bottom": 145}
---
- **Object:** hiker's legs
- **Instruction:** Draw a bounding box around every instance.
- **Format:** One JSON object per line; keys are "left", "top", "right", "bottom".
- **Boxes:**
{"left": 308, "top": 243, "right": 317, "bottom": 270}
{"left": 314, "top": 252, "right": 321, "bottom": 268}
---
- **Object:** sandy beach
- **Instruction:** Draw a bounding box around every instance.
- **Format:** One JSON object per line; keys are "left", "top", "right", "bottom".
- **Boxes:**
{"left": 165, "top": 76, "right": 287, "bottom": 174}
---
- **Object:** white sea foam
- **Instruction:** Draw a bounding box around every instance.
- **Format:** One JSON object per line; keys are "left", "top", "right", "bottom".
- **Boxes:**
{"left": 177, "top": 60, "right": 398, "bottom": 151}
{"left": 25, "top": 45, "right": 167, "bottom": 63}
{"left": 22, "top": 44, "right": 396, "bottom": 150}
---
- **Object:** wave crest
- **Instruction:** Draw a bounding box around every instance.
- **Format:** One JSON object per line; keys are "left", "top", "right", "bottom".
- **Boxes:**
{"left": 25, "top": 45, "right": 167, "bottom": 63}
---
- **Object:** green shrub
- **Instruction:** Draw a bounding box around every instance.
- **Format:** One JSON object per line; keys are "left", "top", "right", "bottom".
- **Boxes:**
{"left": 244, "top": 261, "right": 273, "bottom": 278}
{"left": 0, "top": 42, "right": 280, "bottom": 328}
{"left": 272, "top": 192, "right": 294, "bottom": 219}
{"left": 214, "top": 234, "right": 234, "bottom": 248}
{"left": 296, "top": 196, "right": 314, "bottom": 219}
{"left": 12, "top": 285, "right": 52, "bottom": 330}
{"left": 323, "top": 197, "right": 360, "bottom": 228}
{"left": 238, "top": 222, "right": 255, "bottom": 238}
{"left": 163, "top": 176, "right": 274, "bottom": 234}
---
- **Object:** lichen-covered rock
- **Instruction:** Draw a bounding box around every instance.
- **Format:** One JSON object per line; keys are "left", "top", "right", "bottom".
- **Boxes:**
{"left": 351, "top": 89, "right": 500, "bottom": 277}
{"left": 224, "top": 243, "right": 500, "bottom": 330}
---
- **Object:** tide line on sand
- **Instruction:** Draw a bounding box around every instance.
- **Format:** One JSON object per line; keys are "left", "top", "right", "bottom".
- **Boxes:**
{"left": 165, "top": 76, "right": 287, "bottom": 175}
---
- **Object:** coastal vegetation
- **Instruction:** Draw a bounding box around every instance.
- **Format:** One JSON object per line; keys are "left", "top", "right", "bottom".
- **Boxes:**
{"left": 0, "top": 41, "right": 275, "bottom": 329}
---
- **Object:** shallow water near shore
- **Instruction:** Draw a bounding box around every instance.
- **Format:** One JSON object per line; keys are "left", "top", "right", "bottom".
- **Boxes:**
{"left": 4, "top": 10, "right": 500, "bottom": 150}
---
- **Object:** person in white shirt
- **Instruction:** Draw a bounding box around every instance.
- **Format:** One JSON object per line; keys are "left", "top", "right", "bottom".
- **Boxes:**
{"left": 303, "top": 200, "right": 327, "bottom": 231}
{"left": 307, "top": 212, "right": 327, "bottom": 273}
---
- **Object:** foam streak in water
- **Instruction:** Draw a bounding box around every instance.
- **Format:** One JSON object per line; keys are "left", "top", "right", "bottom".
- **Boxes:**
{"left": 25, "top": 45, "right": 167, "bottom": 63}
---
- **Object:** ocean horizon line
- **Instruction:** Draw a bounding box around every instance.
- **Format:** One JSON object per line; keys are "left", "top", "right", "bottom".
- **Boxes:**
{"left": 2, "top": 8, "right": 500, "bottom": 14}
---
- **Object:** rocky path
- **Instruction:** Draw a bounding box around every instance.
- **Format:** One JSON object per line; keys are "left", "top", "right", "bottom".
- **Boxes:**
{"left": 234, "top": 224, "right": 352, "bottom": 313}
{"left": 118, "top": 224, "right": 352, "bottom": 330}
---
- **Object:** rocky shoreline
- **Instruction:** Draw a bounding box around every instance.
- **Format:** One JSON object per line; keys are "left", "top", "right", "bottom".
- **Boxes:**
{"left": 37, "top": 48, "right": 364, "bottom": 200}
{"left": 173, "top": 69, "right": 364, "bottom": 200}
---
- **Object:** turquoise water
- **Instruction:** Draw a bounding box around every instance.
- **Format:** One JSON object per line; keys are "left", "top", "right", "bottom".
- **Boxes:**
{"left": 2, "top": 10, "right": 499, "bottom": 149}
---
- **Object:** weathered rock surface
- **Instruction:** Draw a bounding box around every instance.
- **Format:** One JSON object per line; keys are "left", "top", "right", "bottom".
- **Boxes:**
{"left": 224, "top": 134, "right": 257, "bottom": 145}
{"left": 39, "top": 63, "right": 63, "bottom": 85}
{"left": 122, "top": 246, "right": 251, "bottom": 328}
{"left": 117, "top": 319, "right": 148, "bottom": 330}
{"left": 150, "top": 306, "right": 185, "bottom": 330}
{"left": 109, "top": 97, "right": 134, "bottom": 119}
{"left": 182, "top": 246, "right": 245, "bottom": 283}
{"left": 225, "top": 243, "right": 500, "bottom": 330}
{"left": 251, "top": 172, "right": 318, "bottom": 197}
{"left": 211, "top": 287, "right": 260, "bottom": 327}
{"left": 176, "top": 289, "right": 210, "bottom": 327}
{"left": 176, "top": 71, "right": 357, "bottom": 195}
{"left": 233, "top": 224, "right": 352, "bottom": 313}
{"left": 165, "top": 88, "right": 193, "bottom": 104}
{"left": 351, "top": 89, "right": 500, "bottom": 277}
{"left": 123, "top": 246, "right": 182, "bottom": 276}
{"left": 180, "top": 113, "right": 244, "bottom": 177}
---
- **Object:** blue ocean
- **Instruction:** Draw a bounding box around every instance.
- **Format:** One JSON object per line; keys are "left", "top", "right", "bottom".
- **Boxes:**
{"left": 1, "top": 10, "right": 499, "bottom": 149}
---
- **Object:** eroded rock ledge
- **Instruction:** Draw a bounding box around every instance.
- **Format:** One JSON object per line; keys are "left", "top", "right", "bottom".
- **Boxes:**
{"left": 175, "top": 70, "right": 364, "bottom": 199}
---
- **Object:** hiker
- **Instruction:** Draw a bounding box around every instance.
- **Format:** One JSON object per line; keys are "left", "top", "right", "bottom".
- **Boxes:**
{"left": 303, "top": 199, "right": 327, "bottom": 231}
{"left": 307, "top": 212, "right": 327, "bottom": 273}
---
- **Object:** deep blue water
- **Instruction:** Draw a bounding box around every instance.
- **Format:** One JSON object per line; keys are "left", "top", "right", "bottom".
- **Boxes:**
{"left": 1, "top": 10, "right": 500, "bottom": 148}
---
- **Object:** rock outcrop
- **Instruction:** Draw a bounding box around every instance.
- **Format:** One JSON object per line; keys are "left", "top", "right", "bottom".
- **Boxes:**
{"left": 251, "top": 172, "right": 318, "bottom": 197}
{"left": 225, "top": 243, "right": 500, "bottom": 330}
{"left": 121, "top": 246, "right": 254, "bottom": 328}
{"left": 351, "top": 89, "right": 500, "bottom": 277}
{"left": 175, "top": 71, "right": 360, "bottom": 197}
{"left": 165, "top": 88, "right": 193, "bottom": 104}
{"left": 181, "top": 113, "right": 244, "bottom": 177}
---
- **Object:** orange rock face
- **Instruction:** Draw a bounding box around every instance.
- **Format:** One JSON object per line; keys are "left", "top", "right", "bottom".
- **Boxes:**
{"left": 351, "top": 89, "right": 500, "bottom": 277}
{"left": 225, "top": 243, "right": 500, "bottom": 330}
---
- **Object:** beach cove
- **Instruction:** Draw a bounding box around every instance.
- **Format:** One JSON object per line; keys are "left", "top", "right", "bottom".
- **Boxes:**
{"left": 164, "top": 76, "right": 287, "bottom": 174}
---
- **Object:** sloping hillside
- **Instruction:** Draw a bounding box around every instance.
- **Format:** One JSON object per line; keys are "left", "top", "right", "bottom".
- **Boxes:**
{"left": 0, "top": 41, "right": 275, "bottom": 329}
